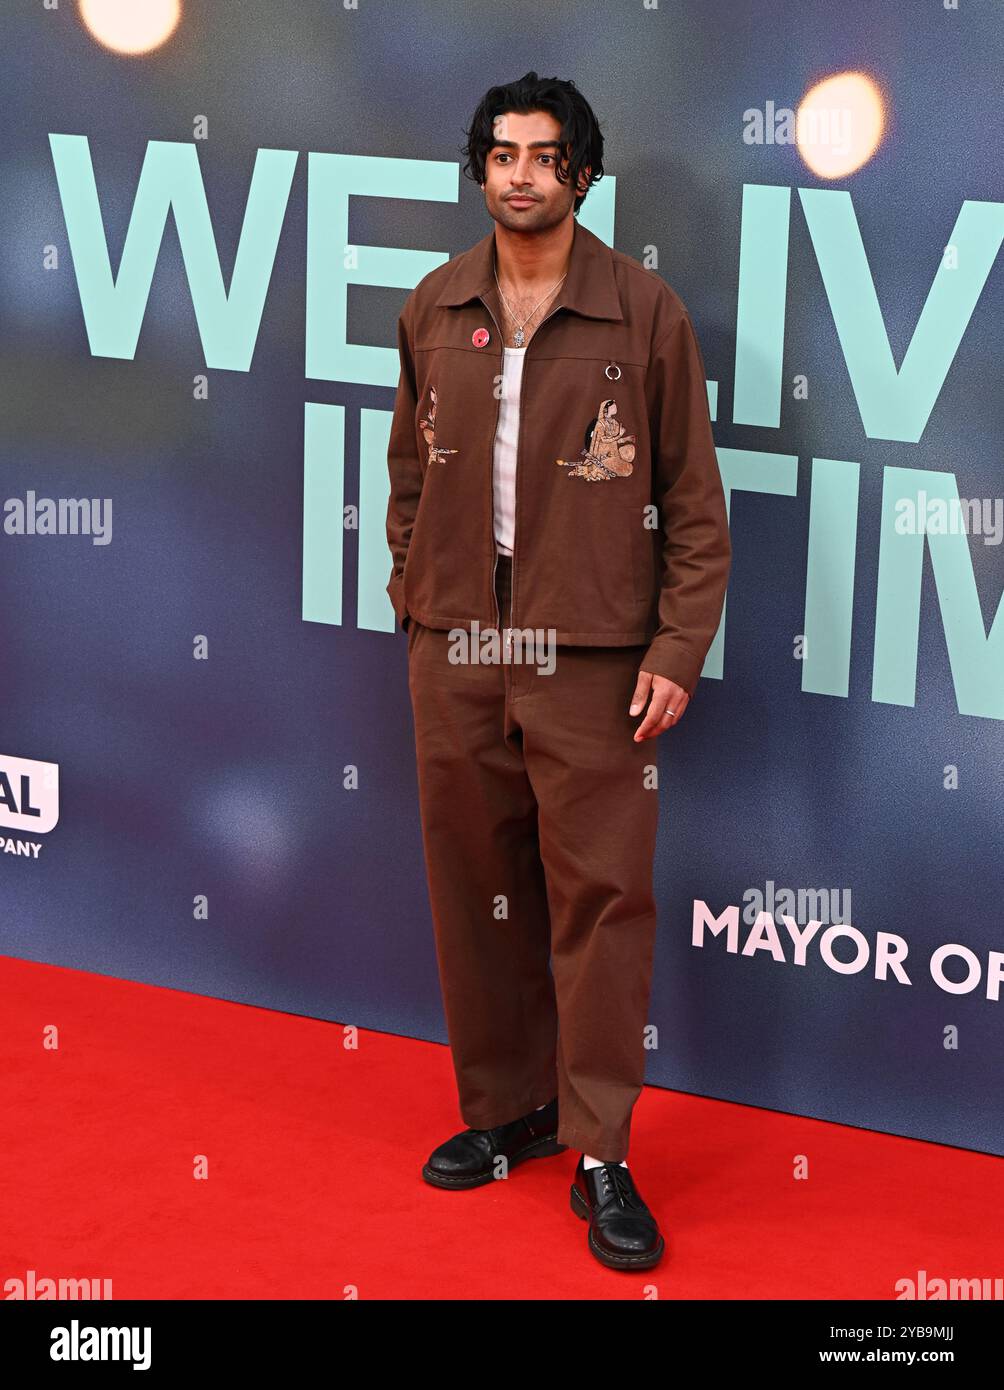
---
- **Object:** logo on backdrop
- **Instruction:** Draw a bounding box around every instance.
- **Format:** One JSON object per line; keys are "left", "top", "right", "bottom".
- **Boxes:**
{"left": 43, "top": 132, "right": 1004, "bottom": 718}
{"left": 0, "top": 753, "right": 60, "bottom": 858}
{"left": 694, "top": 899, "right": 1004, "bottom": 1003}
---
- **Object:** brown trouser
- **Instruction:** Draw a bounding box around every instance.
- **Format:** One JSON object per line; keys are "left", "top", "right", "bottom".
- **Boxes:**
{"left": 406, "top": 551, "right": 659, "bottom": 1162}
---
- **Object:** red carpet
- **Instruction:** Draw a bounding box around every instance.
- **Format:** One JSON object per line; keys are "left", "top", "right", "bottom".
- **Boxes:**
{"left": 2, "top": 954, "right": 1000, "bottom": 1300}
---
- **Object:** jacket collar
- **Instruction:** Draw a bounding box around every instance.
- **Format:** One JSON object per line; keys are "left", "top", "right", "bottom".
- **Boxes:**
{"left": 433, "top": 217, "right": 624, "bottom": 322}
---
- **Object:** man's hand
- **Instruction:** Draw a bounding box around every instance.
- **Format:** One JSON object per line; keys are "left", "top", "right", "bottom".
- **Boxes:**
{"left": 629, "top": 670, "right": 690, "bottom": 740}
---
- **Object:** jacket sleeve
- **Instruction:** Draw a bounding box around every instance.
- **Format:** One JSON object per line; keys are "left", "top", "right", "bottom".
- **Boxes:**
{"left": 385, "top": 298, "right": 421, "bottom": 633}
{"left": 640, "top": 308, "right": 732, "bottom": 696}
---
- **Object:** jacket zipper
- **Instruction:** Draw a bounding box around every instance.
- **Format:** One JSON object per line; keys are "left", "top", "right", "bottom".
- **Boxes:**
{"left": 479, "top": 292, "right": 564, "bottom": 660}
{"left": 478, "top": 293, "right": 508, "bottom": 651}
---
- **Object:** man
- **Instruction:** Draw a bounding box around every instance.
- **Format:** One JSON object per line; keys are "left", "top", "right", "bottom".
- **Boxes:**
{"left": 385, "top": 71, "right": 731, "bottom": 1271}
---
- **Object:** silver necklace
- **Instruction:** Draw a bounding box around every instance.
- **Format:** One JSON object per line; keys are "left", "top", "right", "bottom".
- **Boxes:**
{"left": 493, "top": 261, "right": 567, "bottom": 347}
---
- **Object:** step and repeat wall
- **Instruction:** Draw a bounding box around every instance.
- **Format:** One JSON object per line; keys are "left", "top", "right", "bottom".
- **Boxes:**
{"left": 3, "top": 0, "right": 1001, "bottom": 1155}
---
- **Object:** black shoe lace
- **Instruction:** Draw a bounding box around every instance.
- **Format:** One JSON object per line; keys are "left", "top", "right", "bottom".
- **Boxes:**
{"left": 598, "top": 1163, "right": 641, "bottom": 1210}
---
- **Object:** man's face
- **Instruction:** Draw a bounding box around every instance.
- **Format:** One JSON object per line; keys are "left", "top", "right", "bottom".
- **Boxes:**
{"left": 482, "top": 109, "right": 589, "bottom": 233}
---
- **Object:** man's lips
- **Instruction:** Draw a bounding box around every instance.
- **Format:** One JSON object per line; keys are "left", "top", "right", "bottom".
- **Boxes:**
{"left": 507, "top": 196, "right": 537, "bottom": 206}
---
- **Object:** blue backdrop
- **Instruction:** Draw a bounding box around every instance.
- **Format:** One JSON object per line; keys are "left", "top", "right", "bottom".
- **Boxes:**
{"left": 2, "top": 0, "right": 1001, "bottom": 1156}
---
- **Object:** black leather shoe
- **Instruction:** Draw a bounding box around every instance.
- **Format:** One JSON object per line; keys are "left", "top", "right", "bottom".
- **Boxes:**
{"left": 570, "top": 1154, "right": 665, "bottom": 1269}
{"left": 422, "top": 1097, "right": 566, "bottom": 1189}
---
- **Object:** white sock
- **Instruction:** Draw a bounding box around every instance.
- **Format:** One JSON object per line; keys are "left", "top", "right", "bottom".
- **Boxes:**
{"left": 584, "top": 1153, "right": 628, "bottom": 1169}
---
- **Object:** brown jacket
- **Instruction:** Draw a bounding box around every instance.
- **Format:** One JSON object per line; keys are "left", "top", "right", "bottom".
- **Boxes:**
{"left": 384, "top": 218, "right": 731, "bottom": 696}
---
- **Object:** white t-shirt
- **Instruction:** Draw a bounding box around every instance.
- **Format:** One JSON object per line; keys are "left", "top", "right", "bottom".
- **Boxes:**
{"left": 492, "top": 345, "right": 526, "bottom": 555}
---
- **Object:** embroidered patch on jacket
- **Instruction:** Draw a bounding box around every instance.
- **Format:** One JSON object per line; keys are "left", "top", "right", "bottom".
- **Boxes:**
{"left": 555, "top": 398, "right": 636, "bottom": 481}
{"left": 420, "top": 385, "right": 458, "bottom": 467}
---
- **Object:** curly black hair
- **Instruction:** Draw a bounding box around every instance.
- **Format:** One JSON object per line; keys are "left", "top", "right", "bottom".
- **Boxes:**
{"left": 461, "top": 71, "right": 605, "bottom": 215}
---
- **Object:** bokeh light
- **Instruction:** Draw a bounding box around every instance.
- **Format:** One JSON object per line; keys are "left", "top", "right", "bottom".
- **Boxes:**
{"left": 797, "top": 71, "right": 886, "bottom": 178}
{"left": 79, "top": 0, "right": 180, "bottom": 55}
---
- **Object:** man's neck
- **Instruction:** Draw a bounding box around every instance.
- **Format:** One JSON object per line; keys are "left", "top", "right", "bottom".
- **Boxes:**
{"left": 493, "top": 217, "right": 574, "bottom": 293}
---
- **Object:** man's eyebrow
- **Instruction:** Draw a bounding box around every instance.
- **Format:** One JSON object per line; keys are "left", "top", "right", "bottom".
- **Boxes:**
{"left": 489, "top": 139, "right": 561, "bottom": 150}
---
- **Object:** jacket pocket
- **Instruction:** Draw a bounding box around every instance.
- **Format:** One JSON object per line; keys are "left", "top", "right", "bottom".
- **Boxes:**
{"left": 621, "top": 499, "right": 656, "bottom": 606}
